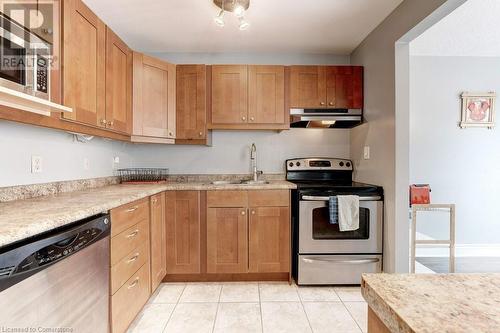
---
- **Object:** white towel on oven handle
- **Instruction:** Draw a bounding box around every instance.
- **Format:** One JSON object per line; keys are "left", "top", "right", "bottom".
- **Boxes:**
{"left": 338, "top": 195, "right": 360, "bottom": 231}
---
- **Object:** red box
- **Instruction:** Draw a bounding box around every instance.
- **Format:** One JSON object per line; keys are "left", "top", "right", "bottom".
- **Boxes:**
{"left": 410, "top": 184, "right": 431, "bottom": 205}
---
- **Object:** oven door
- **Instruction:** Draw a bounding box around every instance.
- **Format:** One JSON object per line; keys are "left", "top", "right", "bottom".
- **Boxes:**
{"left": 299, "top": 195, "right": 383, "bottom": 254}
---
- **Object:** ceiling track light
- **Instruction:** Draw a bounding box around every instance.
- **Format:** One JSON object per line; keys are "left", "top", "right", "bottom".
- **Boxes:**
{"left": 213, "top": 0, "right": 250, "bottom": 30}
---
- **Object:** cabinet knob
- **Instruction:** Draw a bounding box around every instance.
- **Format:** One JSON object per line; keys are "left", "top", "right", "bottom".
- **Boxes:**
{"left": 152, "top": 198, "right": 157, "bottom": 204}
{"left": 169, "top": 132, "right": 173, "bottom": 136}
{"left": 320, "top": 102, "right": 325, "bottom": 106}
{"left": 250, "top": 117, "right": 255, "bottom": 121}
{"left": 251, "top": 210, "right": 255, "bottom": 215}
{"left": 107, "top": 120, "right": 114, "bottom": 126}
{"left": 329, "top": 102, "right": 334, "bottom": 106}
{"left": 241, "top": 210, "right": 246, "bottom": 216}
{"left": 100, "top": 119, "right": 107, "bottom": 125}
{"left": 242, "top": 116, "right": 246, "bottom": 121}
{"left": 199, "top": 132, "right": 203, "bottom": 137}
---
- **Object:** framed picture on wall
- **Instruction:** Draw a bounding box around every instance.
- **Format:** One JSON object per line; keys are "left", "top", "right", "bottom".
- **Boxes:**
{"left": 460, "top": 92, "right": 496, "bottom": 129}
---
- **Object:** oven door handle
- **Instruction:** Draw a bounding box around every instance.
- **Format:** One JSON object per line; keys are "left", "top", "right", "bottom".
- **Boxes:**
{"left": 301, "top": 195, "right": 382, "bottom": 201}
{"left": 302, "top": 257, "right": 380, "bottom": 264}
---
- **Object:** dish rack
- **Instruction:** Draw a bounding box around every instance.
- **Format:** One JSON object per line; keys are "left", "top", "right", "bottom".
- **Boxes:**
{"left": 117, "top": 168, "right": 169, "bottom": 184}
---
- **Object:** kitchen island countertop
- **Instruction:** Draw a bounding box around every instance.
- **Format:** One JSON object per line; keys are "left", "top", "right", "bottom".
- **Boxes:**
{"left": 361, "top": 273, "right": 500, "bottom": 333}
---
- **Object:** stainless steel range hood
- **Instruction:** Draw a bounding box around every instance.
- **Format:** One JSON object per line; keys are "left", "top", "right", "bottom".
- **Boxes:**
{"left": 290, "top": 108, "right": 363, "bottom": 128}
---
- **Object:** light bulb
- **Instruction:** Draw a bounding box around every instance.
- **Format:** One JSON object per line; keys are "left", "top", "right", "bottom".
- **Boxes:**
{"left": 238, "top": 17, "right": 250, "bottom": 30}
{"left": 234, "top": 4, "right": 245, "bottom": 18}
{"left": 214, "top": 10, "right": 225, "bottom": 27}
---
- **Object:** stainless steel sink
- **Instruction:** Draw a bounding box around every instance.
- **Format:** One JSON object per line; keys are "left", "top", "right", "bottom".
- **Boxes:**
{"left": 210, "top": 180, "right": 242, "bottom": 185}
{"left": 242, "top": 180, "right": 270, "bottom": 185}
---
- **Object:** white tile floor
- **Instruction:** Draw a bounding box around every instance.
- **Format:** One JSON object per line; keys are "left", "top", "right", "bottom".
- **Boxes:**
{"left": 128, "top": 282, "right": 368, "bottom": 333}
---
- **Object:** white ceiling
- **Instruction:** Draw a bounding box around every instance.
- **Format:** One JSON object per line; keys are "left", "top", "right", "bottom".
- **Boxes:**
{"left": 411, "top": 0, "right": 500, "bottom": 57}
{"left": 83, "top": 0, "right": 403, "bottom": 55}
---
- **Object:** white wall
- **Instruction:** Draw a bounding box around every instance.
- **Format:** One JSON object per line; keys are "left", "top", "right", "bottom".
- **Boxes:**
{"left": 410, "top": 55, "right": 500, "bottom": 245}
{"left": 349, "top": 0, "right": 447, "bottom": 273}
{"left": 129, "top": 129, "right": 350, "bottom": 174}
{"left": 0, "top": 121, "right": 134, "bottom": 187}
{"left": 151, "top": 52, "right": 350, "bottom": 65}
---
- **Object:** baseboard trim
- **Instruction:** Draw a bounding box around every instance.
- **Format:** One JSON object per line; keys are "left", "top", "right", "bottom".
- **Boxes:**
{"left": 416, "top": 244, "right": 500, "bottom": 257}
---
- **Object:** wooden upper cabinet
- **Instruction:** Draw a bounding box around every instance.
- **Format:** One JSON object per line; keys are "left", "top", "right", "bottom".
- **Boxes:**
{"left": 326, "top": 66, "right": 363, "bottom": 109}
{"left": 150, "top": 192, "right": 166, "bottom": 293}
{"left": 248, "top": 65, "right": 285, "bottom": 125}
{"left": 132, "top": 52, "right": 176, "bottom": 143}
{"left": 289, "top": 65, "right": 363, "bottom": 109}
{"left": 176, "top": 65, "right": 207, "bottom": 141}
{"left": 249, "top": 207, "right": 290, "bottom": 273}
{"left": 105, "top": 28, "right": 132, "bottom": 134}
{"left": 289, "top": 66, "right": 327, "bottom": 108}
{"left": 207, "top": 207, "right": 248, "bottom": 274}
{"left": 211, "top": 65, "right": 248, "bottom": 125}
{"left": 62, "top": 0, "right": 106, "bottom": 127}
{"left": 165, "top": 191, "right": 201, "bottom": 274}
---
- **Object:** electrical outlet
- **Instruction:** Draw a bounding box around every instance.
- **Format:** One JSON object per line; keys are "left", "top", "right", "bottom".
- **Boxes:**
{"left": 84, "top": 158, "right": 90, "bottom": 170}
{"left": 31, "top": 156, "right": 42, "bottom": 173}
{"left": 363, "top": 146, "right": 371, "bottom": 160}
{"left": 113, "top": 156, "right": 120, "bottom": 164}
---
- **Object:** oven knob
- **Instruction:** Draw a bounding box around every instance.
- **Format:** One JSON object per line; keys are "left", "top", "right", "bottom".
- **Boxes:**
{"left": 289, "top": 162, "right": 294, "bottom": 167}
{"left": 339, "top": 162, "right": 344, "bottom": 167}
{"left": 346, "top": 162, "right": 351, "bottom": 167}
{"left": 296, "top": 162, "right": 301, "bottom": 167}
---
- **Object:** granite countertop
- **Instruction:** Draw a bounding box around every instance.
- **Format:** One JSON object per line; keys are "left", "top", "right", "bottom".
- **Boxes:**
{"left": 0, "top": 179, "right": 296, "bottom": 249}
{"left": 361, "top": 273, "right": 500, "bottom": 333}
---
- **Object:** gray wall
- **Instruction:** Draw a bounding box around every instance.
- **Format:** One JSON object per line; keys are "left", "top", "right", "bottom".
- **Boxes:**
{"left": 349, "top": 0, "right": 447, "bottom": 273}
{"left": 410, "top": 55, "right": 500, "bottom": 245}
{"left": 0, "top": 121, "right": 133, "bottom": 187}
{"left": 129, "top": 129, "right": 350, "bottom": 174}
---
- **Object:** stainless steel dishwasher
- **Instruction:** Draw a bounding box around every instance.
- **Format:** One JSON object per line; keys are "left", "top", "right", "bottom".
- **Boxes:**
{"left": 0, "top": 214, "right": 110, "bottom": 332}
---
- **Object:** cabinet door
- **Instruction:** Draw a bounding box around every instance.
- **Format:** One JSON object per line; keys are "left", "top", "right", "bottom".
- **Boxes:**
{"left": 133, "top": 53, "right": 176, "bottom": 139}
{"left": 249, "top": 207, "right": 290, "bottom": 273}
{"left": 165, "top": 191, "right": 200, "bottom": 274}
{"left": 207, "top": 208, "right": 248, "bottom": 274}
{"left": 248, "top": 65, "right": 285, "bottom": 125}
{"left": 176, "top": 65, "right": 207, "bottom": 140}
{"left": 326, "top": 66, "right": 363, "bottom": 109}
{"left": 150, "top": 192, "right": 166, "bottom": 292}
{"left": 289, "top": 66, "right": 326, "bottom": 108}
{"left": 211, "top": 65, "right": 248, "bottom": 124}
{"left": 62, "top": 0, "right": 106, "bottom": 127}
{"left": 105, "top": 28, "right": 132, "bottom": 134}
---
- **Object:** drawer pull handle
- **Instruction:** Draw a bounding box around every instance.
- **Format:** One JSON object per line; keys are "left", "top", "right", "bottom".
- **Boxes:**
{"left": 126, "top": 230, "right": 139, "bottom": 238}
{"left": 128, "top": 278, "right": 139, "bottom": 289}
{"left": 126, "top": 253, "right": 140, "bottom": 263}
{"left": 126, "top": 206, "right": 138, "bottom": 213}
{"left": 302, "top": 258, "right": 380, "bottom": 265}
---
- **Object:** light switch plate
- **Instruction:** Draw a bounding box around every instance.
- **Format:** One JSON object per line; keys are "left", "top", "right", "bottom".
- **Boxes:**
{"left": 363, "top": 146, "right": 370, "bottom": 160}
{"left": 31, "top": 155, "right": 42, "bottom": 173}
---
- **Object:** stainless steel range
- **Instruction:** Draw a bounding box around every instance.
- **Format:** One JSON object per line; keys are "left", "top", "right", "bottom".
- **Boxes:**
{"left": 287, "top": 158, "right": 384, "bottom": 285}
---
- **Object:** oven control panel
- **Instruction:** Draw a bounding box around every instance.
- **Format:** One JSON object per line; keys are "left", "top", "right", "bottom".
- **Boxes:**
{"left": 286, "top": 158, "right": 353, "bottom": 171}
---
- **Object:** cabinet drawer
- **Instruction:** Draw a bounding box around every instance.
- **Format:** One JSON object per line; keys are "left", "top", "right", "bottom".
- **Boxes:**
{"left": 110, "top": 242, "right": 149, "bottom": 295}
{"left": 248, "top": 190, "right": 289, "bottom": 207}
{"left": 111, "top": 198, "right": 149, "bottom": 237}
{"left": 111, "top": 219, "right": 149, "bottom": 266}
{"left": 111, "top": 263, "right": 150, "bottom": 333}
{"left": 207, "top": 190, "right": 247, "bottom": 207}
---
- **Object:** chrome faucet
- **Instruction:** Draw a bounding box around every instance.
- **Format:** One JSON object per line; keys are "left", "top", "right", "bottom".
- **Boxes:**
{"left": 250, "top": 143, "right": 263, "bottom": 182}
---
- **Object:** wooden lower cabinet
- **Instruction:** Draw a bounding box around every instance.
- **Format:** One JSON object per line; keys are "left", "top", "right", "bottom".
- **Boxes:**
{"left": 165, "top": 191, "right": 202, "bottom": 274}
{"left": 111, "top": 263, "right": 150, "bottom": 333}
{"left": 249, "top": 206, "right": 290, "bottom": 273}
{"left": 207, "top": 207, "right": 248, "bottom": 273}
{"left": 206, "top": 190, "right": 291, "bottom": 275}
{"left": 150, "top": 193, "right": 166, "bottom": 293}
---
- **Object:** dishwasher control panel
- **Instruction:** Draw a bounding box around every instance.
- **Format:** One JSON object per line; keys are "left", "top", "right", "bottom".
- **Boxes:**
{"left": 0, "top": 214, "right": 110, "bottom": 293}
